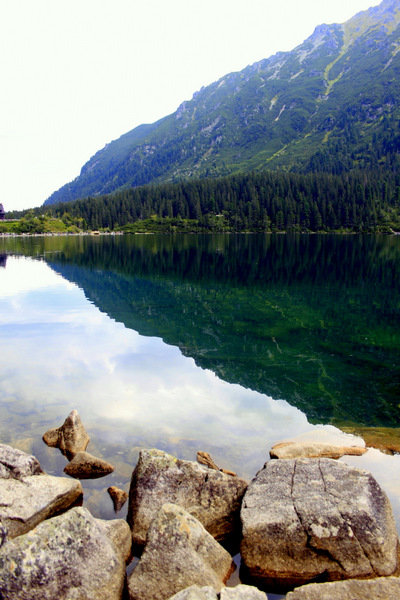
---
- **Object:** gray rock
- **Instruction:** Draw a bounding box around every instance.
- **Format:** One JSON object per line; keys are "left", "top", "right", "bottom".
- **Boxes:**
{"left": 0, "top": 448, "right": 82, "bottom": 540}
{"left": 64, "top": 450, "right": 114, "bottom": 479}
{"left": 285, "top": 576, "right": 400, "bottom": 599}
{"left": 0, "top": 506, "right": 131, "bottom": 600}
{"left": 0, "top": 443, "right": 44, "bottom": 478}
{"left": 240, "top": 458, "right": 398, "bottom": 591}
{"left": 43, "top": 409, "right": 90, "bottom": 459}
{"left": 167, "top": 585, "right": 218, "bottom": 600}
{"left": 127, "top": 449, "right": 247, "bottom": 550}
{"left": 269, "top": 441, "right": 367, "bottom": 460}
{"left": 220, "top": 585, "right": 267, "bottom": 599}
{"left": 127, "top": 503, "right": 235, "bottom": 600}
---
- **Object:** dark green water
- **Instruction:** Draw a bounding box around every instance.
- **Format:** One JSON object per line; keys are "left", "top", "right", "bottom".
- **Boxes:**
{"left": 4, "top": 233, "right": 399, "bottom": 428}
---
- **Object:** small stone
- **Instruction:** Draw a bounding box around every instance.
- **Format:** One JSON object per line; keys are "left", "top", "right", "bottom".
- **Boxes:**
{"left": 108, "top": 486, "right": 128, "bottom": 512}
{"left": 43, "top": 409, "right": 90, "bottom": 459}
{"left": 197, "top": 451, "right": 237, "bottom": 477}
{"left": 64, "top": 451, "right": 114, "bottom": 479}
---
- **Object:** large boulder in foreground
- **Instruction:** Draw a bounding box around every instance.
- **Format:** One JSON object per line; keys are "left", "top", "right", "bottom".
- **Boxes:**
{"left": 127, "top": 449, "right": 247, "bottom": 550}
{"left": 0, "top": 444, "right": 82, "bottom": 540}
{"left": 0, "top": 506, "right": 131, "bottom": 600}
{"left": 286, "top": 576, "right": 400, "bottom": 599}
{"left": 43, "top": 409, "right": 90, "bottom": 459}
{"left": 240, "top": 458, "right": 398, "bottom": 591}
{"left": 128, "top": 503, "right": 234, "bottom": 600}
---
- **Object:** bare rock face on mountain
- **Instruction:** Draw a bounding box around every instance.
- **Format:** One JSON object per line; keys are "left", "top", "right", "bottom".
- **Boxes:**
{"left": 127, "top": 449, "right": 247, "bottom": 550}
{"left": 285, "top": 576, "right": 400, "bottom": 600}
{"left": 269, "top": 441, "right": 367, "bottom": 460}
{"left": 127, "top": 503, "right": 234, "bottom": 600}
{"left": 0, "top": 444, "right": 82, "bottom": 541}
{"left": 240, "top": 458, "right": 398, "bottom": 591}
{"left": 0, "top": 507, "right": 131, "bottom": 600}
{"left": 63, "top": 450, "right": 114, "bottom": 479}
{"left": 43, "top": 409, "right": 90, "bottom": 459}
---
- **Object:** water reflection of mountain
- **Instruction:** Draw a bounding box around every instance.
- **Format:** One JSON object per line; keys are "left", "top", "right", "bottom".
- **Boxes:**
{"left": 11, "top": 233, "right": 400, "bottom": 428}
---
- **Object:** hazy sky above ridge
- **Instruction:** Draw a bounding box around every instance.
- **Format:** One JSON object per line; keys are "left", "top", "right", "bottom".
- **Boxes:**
{"left": 1, "top": 0, "right": 381, "bottom": 211}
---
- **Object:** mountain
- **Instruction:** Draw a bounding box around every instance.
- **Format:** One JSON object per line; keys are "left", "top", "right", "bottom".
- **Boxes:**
{"left": 45, "top": 0, "right": 400, "bottom": 206}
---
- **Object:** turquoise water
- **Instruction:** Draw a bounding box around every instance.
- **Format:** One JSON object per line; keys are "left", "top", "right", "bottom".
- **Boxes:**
{"left": 0, "top": 233, "right": 399, "bottom": 532}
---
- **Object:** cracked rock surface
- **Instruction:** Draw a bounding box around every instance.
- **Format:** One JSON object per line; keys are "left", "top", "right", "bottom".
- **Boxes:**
{"left": 127, "top": 449, "right": 247, "bottom": 550}
{"left": 240, "top": 458, "right": 398, "bottom": 591}
{"left": 0, "top": 506, "right": 131, "bottom": 600}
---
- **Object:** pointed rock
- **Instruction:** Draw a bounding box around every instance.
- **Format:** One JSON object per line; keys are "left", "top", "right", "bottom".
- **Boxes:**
{"left": 43, "top": 409, "right": 90, "bottom": 459}
{"left": 127, "top": 503, "right": 234, "bottom": 600}
{"left": 64, "top": 451, "right": 114, "bottom": 479}
{"left": 108, "top": 486, "right": 128, "bottom": 512}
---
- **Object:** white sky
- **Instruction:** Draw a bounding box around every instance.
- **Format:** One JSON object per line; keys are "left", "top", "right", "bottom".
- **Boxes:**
{"left": 1, "top": 0, "right": 381, "bottom": 212}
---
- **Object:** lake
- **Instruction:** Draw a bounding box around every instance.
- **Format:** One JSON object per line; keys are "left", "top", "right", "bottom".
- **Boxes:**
{"left": 1, "top": 233, "right": 400, "bottom": 535}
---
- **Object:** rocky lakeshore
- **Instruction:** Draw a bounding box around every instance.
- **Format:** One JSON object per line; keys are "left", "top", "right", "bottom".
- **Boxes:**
{"left": 0, "top": 412, "right": 399, "bottom": 600}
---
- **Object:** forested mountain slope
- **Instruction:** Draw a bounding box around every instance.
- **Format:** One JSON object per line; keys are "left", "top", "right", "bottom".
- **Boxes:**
{"left": 45, "top": 0, "right": 400, "bottom": 206}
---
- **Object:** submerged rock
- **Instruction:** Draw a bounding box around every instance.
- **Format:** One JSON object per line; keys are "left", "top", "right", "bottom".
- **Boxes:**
{"left": 0, "top": 506, "right": 131, "bottom": 600}
{"left": 127, "top": 449, "right": 247, "bottom": 550}
{"left": 285, "top": 576, "right": 400, "bottom": 599}
{"left": 108, "top": 485, "right": 129, "bottom": 512}
{"left": 0, "top": 443, "right": 82, "bottom": 541}
{"left": 64, "top": 450, "right": 114, "bottom": 479}
{"left": 240, "top": 458, "right": 398, "bottom": 591}
{"left": 127, "top": 503, "right": 234, "bottom": 600}
{"left": 43, "top": 409, "right": 90, "bottom": 459}
{"left": 269, "top": 441, "right": 367, "bottom": 460}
